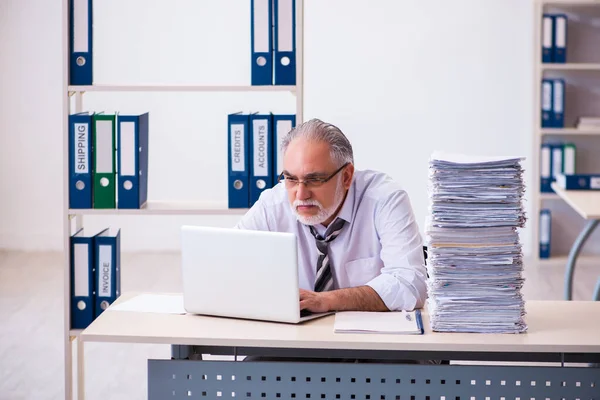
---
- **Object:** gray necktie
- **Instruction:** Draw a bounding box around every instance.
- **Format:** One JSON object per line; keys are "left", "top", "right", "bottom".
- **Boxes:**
{"left": 308, "top": 218, "right": 346, "bottom": 292}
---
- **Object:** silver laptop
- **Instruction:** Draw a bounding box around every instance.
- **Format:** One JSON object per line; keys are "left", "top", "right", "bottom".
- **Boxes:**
{"left": 180, "top": 225, "right": 331, "bottom": 324}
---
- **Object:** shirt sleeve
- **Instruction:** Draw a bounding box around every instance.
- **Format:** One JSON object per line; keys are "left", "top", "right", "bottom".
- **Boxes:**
{"left": 234, "top": 197, "right": 272, "bottom": 231}
{"left": 365, "top": 189, "right": 428, "bottom": 311}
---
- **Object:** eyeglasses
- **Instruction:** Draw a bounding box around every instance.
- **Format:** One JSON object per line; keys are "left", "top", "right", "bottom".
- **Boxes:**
{"left": 278, "top": 163, "right": 349, "bottom": 189}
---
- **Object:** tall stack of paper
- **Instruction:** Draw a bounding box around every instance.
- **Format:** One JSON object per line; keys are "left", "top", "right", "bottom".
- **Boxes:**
{"left": 425, "top": 152, "right": 527, "bottom": 334}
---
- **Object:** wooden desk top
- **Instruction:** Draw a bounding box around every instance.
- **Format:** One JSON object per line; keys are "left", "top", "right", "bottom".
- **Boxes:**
{"left": 80, "top": 293, "right": 600, "bottom": 354}
{"left": 551, "top": 183, "right": 600, "bottom": 219}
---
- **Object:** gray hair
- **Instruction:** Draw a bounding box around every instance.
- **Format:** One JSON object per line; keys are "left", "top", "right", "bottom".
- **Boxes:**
{"left": 280, "top": 118, "right": 354, "bottom": 167}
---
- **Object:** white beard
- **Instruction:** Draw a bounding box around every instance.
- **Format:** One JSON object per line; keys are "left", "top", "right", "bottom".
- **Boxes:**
{"left": 292, "top": 175, "right": 346, "bottom": 226}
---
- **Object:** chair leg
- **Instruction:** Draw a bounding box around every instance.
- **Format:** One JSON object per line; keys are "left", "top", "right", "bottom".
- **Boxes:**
{"left": 171, "top": 345, "right": 193, "bottom": 360}
{"left": 593, "top": 277, "right": 600, "bottom": 302}
{"left": 564, "top": 220, "right": 599, "bottom": 300}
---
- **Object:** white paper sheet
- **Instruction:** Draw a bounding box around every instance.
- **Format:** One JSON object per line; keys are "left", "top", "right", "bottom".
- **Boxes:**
{"left": 430, "top": 151, "right": 525, "bottom": 165}
{"left": 333, "top": 311, "right": 423, "bottom": 334}
{"left": 108, "top": 294, "right": 186, "bottom": 314}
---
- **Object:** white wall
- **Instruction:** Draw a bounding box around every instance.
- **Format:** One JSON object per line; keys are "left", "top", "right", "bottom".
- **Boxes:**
{"left": 0, "top": 0, "right": 64, "bottom": 249}
{"left": 1, "top": 0, "right": 541, "bottom": 254}
{"left": 303, "top": 1, "right": 535, "bottom": 253}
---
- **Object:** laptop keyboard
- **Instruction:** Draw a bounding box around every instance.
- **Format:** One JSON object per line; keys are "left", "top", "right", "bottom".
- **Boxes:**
{"left": 300, "top": 309, "right": 314, "bottom": 318}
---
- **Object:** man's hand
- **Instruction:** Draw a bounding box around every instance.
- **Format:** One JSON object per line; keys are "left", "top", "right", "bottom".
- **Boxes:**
{"left": 299, "top": 286, "right": 388, "bottom": 312}
{"left": 299, "top": 289, "right": 331, "bottom": 313}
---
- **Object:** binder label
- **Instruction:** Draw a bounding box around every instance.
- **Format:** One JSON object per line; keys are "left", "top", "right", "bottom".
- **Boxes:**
{"left": 540, "top": 212, "right": 550, "bottom": 244}
{"left": 74, "top": 123, "right": 89, "bottom": 173}
{"left": 277, "top": 0, "right": 294, "bottom": 51}
{"left": 556, "top": 17, "right": 566, "bottom": 47}
{"left": 591, "top": 177, "right": 600, "bottom": 189}
{"left": 73, "top": 0, "right": 89, "bottom": 52}
{"left": 541, "top": 146, "right": 550, "bottom": 178}
{"left": 542, "top": 16, "right": 552, "bottom": 48}
{"left": 231, "top": 124, "right": 245, "bottom": 172}
{"left": 98, "top": 245, "right": 112, "bottom": 297}
{"left": 253, "top": 119, "right": 269, "bottom": 177}
{"left": 96, "top": 120, "right": 113, "bottom": 173}
{"left": 120, "top": 122, "right": 136, "bottom": 176}
{"left": 554, "top": 81, "right": 564, "bottom": 113}
{"left": 276, "top": 120, "right": 293, "bottom": 174}
{"left": 552, "top": 147, "right": 563, "bottom": 177}
{"left": 563, "top": 146, "right": 576, "bottom": 175}
{"left": 542, "top": 82, "right": 552, "bottom": 111}
{"left": 253, "top": 0, "right": 270, "bottom": 52}
{"left": 74, "top": 243, "right": 89, "bottom": 296}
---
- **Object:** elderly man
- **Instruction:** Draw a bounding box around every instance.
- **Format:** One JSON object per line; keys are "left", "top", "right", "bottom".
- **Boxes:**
{"left": 236, "top": 118, "right": 427, "bottom": 313}
{"left": 184, "top": 118, "right": 431, "bottom": 363}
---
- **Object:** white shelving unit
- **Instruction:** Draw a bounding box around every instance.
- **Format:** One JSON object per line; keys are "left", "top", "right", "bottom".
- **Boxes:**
{"left": 61, "top": 1, "right": 305, "bottom": 398}
{"left": 532, "top": 0, "right": 600, "bottom": 263}
{"left": 540, "top": 62, "right": 600, "bottom": 70}
{"left": 540, "top": 127, "right": 600, "bottom": 135}
{"left": 68, "top": 84, "right": 298, "bottom": 93}
{"left": 68, "top": 201, "right": 249, "bottom": 216}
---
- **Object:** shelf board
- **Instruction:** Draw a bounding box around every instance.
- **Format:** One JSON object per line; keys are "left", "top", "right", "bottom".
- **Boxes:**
{"left": 540, "top": 128, "right": 600, "bottom": 136}
{"left": 541, "top": 63, "right": 600, "bottom": 71}
{"left": 540, "top": 0, "right": 600, "bottom": 5}
{"left": 68, "top": 84, "right": 296, "bottom": 93}
{"left": 68, "top": 201, "right": 249, "bottom": 216}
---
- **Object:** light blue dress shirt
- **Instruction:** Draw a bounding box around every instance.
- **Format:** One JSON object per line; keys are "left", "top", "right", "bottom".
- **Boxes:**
{"left": 235, "top": 169, "right": 428, "bottom": 311}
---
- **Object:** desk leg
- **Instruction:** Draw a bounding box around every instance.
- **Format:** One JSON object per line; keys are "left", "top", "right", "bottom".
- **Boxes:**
{"left": 564, "top": 219, "right": 599, "bottom": 300}
{"left": 171, "top": 345, "right": 194, "bottom": 360}
{"left": 77, "top": 338, "right": 85, "bottom": 400}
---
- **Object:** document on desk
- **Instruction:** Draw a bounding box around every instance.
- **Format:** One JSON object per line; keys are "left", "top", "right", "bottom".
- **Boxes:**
{"left": 333, "top": 311, "right": 424, "bottom": 334}
{"left": 108, "top": 294, "right": 186, "bottom": 314}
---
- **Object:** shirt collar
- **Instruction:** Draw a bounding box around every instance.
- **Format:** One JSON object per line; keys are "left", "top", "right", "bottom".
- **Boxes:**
{"left": 332, "top": 175, "right": 356, "bottom": 225}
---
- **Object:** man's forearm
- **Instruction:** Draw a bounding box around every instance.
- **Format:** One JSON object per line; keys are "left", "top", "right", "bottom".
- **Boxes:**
{"left": 323, "top": 286, "right": 389, "bottom": 312}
